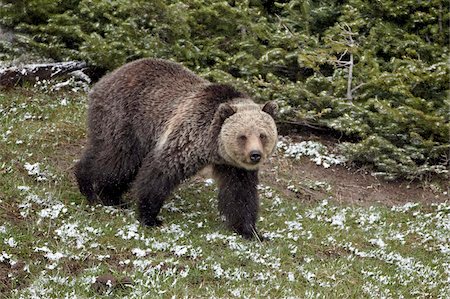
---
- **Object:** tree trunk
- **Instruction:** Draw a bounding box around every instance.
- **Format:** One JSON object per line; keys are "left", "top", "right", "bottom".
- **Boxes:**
{"left": 346, "top": 52, "right": 353, "bottom": 101}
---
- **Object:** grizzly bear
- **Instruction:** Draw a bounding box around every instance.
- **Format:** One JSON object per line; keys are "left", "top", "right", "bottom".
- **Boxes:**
{"left": 74, "top": 58, "right": 278, "bottom": 239}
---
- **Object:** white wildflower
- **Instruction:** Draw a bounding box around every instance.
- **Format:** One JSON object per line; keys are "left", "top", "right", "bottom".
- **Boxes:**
{"left": 439, "top": 244, "right": 450, "bottom": 254}
{"left": 131, "top": 248, "right": 148, "bottom": 258}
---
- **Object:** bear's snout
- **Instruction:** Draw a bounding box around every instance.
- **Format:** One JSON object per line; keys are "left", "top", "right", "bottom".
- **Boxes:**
{"left": 249, "top": 150, "right": 262, "bottom": 163}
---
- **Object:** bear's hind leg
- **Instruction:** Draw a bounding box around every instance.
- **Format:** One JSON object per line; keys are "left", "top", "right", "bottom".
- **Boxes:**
{"left": 94, "top": 149, "right": 142, "bottom": 207}
{"left": 74, "top": 145, "right": 129, "bottom": 206}
{"left": 213, "top": 164, "right": 262, "bottom": 240}
{"left": 74, "top": 147, "right": 96, "bottom": 203}
{"left": 77, "top": 132, "right": 143, "bottom": 206}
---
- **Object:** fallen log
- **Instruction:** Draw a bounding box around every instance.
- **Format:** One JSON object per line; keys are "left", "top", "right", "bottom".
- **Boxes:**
{"left": 277, "top": 119, "right": 361, "bottom": 142}
{"left": 0, "top": 61, "right": 89, "bottom": 88}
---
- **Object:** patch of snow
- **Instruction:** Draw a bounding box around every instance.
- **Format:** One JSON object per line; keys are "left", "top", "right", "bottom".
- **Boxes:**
{"left": 116, "top": 223, "right": 140, "bottom": 240}
{"left": 172, "top": 245, "right": 188, "bottom": 257}
{"left": 5, "top": 237, "right": 17, "bottom": 248}
{"left": 331, "top": 212, "right": 346, "bottom": 228}
{"left": 369, "top": 238, "right": 387, "bottom": 248}
{"left": 45, "top": 251, "right": 65, "bottom": 261}
{"left": 17, "top": 185, "right": 30, "bottom": 192}
{"left": 39, "top": 203, "right": 66, "bottom": 219}
{"left": 204, "top": 178, "right": 214, "bottom": 186}
{"left": 24, "top": 162, "right": 48, "bottom": 181}
{"left": 285, "top": 220, "right": 303, "bottom": 231}
{"left": 60, "top": 98, "right": 68, "bottom": 106}
{"left": 391, "top": 202, "right": 419, "bottom": 212}
{"left": 131, "top": 248, "right": 148, "bottom": 258}
{"left": 277, "top": 137, "right": 347, "bottom": 168}
{"left": 212, "top": 263, "right": 224, "bottom": 278}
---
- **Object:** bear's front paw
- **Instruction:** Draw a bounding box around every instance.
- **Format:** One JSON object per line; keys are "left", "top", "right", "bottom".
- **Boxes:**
{"left": 140, "top": 216, "right": 163, "bottom": 227}
{"left": 236, "top": 227, "right": 265, "bottom": 241}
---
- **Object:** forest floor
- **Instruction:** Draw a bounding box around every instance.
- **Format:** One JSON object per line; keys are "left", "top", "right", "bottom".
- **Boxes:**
{"left": 0, "top": 87, "right": 449, "bottom": 298}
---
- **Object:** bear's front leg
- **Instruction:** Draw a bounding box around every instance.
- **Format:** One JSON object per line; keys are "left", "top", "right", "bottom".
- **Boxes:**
{"left": 133, "top": 159, "right": 183, "bottom": 227}
{"left": 213, "top": 164, "right": 263, "bottom": 240}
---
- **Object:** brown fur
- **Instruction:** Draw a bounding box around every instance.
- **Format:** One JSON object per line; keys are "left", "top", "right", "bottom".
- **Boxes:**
{"left": 74, "top": 58, "right": 277, "bottom": 239}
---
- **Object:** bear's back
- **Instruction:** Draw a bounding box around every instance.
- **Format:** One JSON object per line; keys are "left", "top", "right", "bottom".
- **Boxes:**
{"left": 90, "top": 58, "right": 207, "bottom": 105}
{"left": 86, "top": 59, "right": 212, "bottom": 151}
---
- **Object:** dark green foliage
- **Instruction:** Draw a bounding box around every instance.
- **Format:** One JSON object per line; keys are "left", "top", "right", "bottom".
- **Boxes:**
{"left": 1, "top": 0, "right": 448, "bottom": 179}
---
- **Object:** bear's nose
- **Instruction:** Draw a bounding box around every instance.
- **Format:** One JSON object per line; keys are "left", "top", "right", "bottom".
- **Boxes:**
{"left": 249, "top": 150, "right": 262, "bottom": 163}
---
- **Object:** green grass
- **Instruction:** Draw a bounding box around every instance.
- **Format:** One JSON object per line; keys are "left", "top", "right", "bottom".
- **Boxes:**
{"left": 0, "top": 87, "right": 449, "bottom": 298}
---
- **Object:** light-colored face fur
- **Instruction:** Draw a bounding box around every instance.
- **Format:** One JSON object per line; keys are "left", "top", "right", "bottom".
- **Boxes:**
{"left": 219, "top": 100, "right": 278, "bottom": 170}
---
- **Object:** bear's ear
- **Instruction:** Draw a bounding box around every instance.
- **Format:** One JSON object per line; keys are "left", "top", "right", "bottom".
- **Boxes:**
{"left": 218, "top": 103, "right": 236, "bottom": 120}
{"left": 262, "top": 101, "right": 278, "bottom": 118}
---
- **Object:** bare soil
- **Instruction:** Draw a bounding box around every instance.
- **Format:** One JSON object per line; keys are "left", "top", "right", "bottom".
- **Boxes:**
{"left": 259, "top": 134, "right": 449, "bottom": 206}
{"left": 261, "top": 156, "right": 448, "bottom": 206}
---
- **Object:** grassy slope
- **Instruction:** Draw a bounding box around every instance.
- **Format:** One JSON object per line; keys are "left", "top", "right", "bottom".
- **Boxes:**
{"left": 0, "top": 88, "right": 449, "bottom": 298}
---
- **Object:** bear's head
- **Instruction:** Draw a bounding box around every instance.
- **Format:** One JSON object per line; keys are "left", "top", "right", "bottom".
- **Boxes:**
{"left": 218, "top": 100, "right": 278, "bottom": 170}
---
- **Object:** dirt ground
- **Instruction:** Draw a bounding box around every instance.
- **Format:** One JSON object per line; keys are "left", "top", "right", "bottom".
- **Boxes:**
{"left": 259, "top": 133, "right": 449, "bottom": 207}
{"left": 260, "top": 155, "right": 448, "bottom": 206}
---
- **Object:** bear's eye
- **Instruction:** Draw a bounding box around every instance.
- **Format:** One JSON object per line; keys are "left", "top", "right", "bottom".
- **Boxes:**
{"left": 260, "top": 133, "right": 267, "bottom": 140}
{"left": 238, "top": 135, "right": 247, "bottom": 141}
